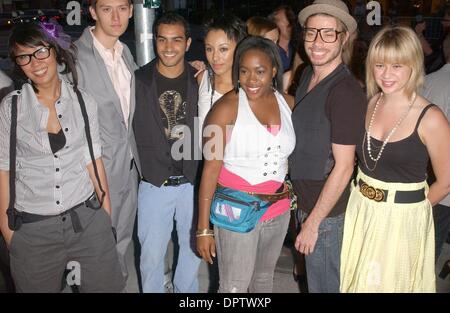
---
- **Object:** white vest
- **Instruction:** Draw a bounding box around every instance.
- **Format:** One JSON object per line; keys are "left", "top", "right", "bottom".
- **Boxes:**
{"left": 198, "top": 71, "right": 223, "bottom": 148}
{"left": 223, "top": 88, "right": 296, "bottom": 185}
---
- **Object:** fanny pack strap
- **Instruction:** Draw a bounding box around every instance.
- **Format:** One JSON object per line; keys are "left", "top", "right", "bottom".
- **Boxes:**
{"left": 74, "top": 87, "right": 104, "bottom": 209}
{"left": 217, "top": 181, "right": 289, "bottom": 202}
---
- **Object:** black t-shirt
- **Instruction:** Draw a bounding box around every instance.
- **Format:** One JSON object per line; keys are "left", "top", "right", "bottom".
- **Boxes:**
{"left": 292, "top": 67, "right": 367, "bottom": 217}
{"left": 155, "top": 69, "right": 188, "bottom": 176}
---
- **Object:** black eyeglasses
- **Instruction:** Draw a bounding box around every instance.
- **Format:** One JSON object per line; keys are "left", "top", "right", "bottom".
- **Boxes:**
{"left": 14, "top": 46, "right": 53, "bottom": 66}
{"left": 303, "top": 28, "right": 343, "bottom": 43}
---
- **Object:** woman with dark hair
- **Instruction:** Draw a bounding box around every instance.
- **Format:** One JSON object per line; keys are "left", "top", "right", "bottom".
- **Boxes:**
{"left": 0, "top": 22, "right": 124, "bottom": 292}
{"left": 196, "top": 36, "right": 295, "bottom": 292}
{"left": 197, "top": 14, "right": 246, "bottom": 143}
{"left": 269, "top": 5, "right": 298, "bottom": 73}
{"left": 247, "top": 16, "right": 279, "bottom": 44}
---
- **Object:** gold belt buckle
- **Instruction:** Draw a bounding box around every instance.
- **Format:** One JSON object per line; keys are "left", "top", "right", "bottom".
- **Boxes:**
{"left": 360, "top": 183, "right": 385, "bottom": 202}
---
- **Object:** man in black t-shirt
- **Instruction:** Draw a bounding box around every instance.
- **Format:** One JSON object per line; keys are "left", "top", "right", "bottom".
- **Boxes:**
{"left": 289, "top": 0, "right": 366, "bottom": 293}
{"left": 134, "top": 12, "right": 200, "bottom": 293}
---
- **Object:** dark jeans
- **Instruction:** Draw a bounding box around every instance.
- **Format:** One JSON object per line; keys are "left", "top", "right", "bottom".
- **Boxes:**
{"left": 433, "top": 203, "right": 450, "bottom": 261}
{"left": 298, "top": 210, "right": 344, "bottom": 293}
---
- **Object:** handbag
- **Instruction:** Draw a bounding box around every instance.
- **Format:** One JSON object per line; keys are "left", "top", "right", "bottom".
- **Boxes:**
{"left": 209, "top": 183, "right": 290, "bottom": 233}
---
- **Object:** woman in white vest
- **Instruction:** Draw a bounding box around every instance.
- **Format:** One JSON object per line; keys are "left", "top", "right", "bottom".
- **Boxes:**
{"left": 197, "top": 15, "right": 246, "bottom": 147}
{"left": 196, "top": 36, "right": 295, "bottom": 292}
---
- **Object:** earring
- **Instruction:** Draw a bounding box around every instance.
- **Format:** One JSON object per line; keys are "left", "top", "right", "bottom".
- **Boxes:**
{"left": 272, "top": 78, "right": 278, "bottom": 90}
{"left": 237, "top": 80, "right": 240, "bottom": 89}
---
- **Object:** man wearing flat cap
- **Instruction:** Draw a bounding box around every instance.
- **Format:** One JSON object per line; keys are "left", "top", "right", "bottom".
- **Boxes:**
{"left": 289, "top": 0, "right": 367, "bottom": 292}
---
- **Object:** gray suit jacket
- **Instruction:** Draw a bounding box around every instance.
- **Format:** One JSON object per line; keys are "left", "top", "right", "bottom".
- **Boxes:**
{"left": 75, "top": 27, "right": 141, "bottom": 193}
{"left": 0, "top": 70, "right": 13, "bottom": 102}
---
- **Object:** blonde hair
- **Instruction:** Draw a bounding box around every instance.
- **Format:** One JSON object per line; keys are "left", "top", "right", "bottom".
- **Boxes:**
{"left": 246, "top": 16, "right": 278, "bottom": 37}
{"left": 365, "top": 25, "right": 424, "bottom": 99}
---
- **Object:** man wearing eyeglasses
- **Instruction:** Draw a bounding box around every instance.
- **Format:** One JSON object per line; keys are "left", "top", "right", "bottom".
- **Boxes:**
{"left": 288, "top": 0, "right": 366, "bottom": 293}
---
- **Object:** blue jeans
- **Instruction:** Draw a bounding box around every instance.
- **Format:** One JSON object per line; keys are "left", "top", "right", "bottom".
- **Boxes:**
{"left": 433, "top": 204, "right": 450, "bottom": 261}
{"left": 298, "top": 210, "right": 344, "bottom": 293}
{"left": 137, "top": 181, "right": 200, "bottom": 293}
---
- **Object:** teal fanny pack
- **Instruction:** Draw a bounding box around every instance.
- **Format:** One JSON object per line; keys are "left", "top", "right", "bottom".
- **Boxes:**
{"left": 209, "top": 184, "right": 289, "bottom": 233}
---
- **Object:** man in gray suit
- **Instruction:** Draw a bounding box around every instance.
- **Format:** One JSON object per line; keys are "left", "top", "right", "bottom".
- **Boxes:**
{"left": 0, "top": 69, "right": 13, "bottom": 101}
{"left": 74, "top": 0, "right": 140, "bottom": 282}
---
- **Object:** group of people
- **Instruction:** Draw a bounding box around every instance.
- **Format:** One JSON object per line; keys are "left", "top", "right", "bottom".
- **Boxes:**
{"left": 0, "top": 0, "right": 449, "bottom": 293}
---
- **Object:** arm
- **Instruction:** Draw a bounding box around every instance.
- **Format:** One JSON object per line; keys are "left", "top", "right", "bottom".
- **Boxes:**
{"left": 197, "top": 92, "right": 238, "bottom": 264}
{"left": 81, "top": 92, "right": 110, "bottom": 213}
{"left": 0, "top": 170, "right": 13, "bottom": 247}
{"left": 282, "top": 71, "right": 292, "bottom": 94}
{"left": 87, "top": 158, "right": 112, "bottom": 216}
{"left": 282, "top": 93, "right": 295, "bottom": 110}
{"left": 0, "top": 95, "right": 12, "bottom": 245}
{"left": 295, "top": 144, "right": 355, "bottom": 255}
{"left": 420, "top": 106, "right": 450, "bottom": 205}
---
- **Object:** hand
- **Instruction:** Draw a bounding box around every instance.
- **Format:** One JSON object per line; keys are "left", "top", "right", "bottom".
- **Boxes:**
{"left": 103, "top": 207, "right": 111, "bottom": 217}
{"left": 295, "top": 221, "right": 319, "bottom": 255}
{"left": 3, "top": 229, "right": 14, "bottom": 249}
{"left": 196, "top": 236, "right": 216, "bottom": 264}
{"left": 189, "top": 60, "right": 206, "bottom": 78}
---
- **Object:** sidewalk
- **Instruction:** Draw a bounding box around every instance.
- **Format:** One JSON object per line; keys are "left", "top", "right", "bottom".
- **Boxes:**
{"left": 124, "top": 236, "right": 302, "bottom": 293}
{"left": 1, "top": 233, "right": 449, "bottom": 293}
{"left": 124, "top": 233, "right": 450, "bottom": 293}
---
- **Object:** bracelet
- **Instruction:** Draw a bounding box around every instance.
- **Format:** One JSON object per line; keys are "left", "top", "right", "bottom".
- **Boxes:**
{"left": 196, "top": 228, "right": 214, "bottom": 236}
{"left": 196, "top": 233, "right": 214, "bottom": 238}
{"left": 201, "top": 197, "right": 213, "bottom": 201}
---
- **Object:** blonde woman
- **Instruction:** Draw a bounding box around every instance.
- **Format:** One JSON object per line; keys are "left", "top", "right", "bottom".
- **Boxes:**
{"left": 340, "top": 25, "right": 450, "bottom": 292}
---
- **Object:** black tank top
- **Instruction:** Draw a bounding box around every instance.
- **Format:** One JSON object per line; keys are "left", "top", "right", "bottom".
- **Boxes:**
{"left": 48, "top": 128, "right": 66, "bottom": 154}
{"left": 358, "top": 104, "right": 435, "bottom": 183}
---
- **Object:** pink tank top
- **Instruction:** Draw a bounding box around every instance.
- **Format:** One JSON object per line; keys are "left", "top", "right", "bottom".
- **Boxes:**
{"left": 218, "top": 125, "right": 290, "bottom": 222}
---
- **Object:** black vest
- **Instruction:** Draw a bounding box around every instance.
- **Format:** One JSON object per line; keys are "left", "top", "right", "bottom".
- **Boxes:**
{"left": 289, "top": 64, "right": 350, "bottom": 180}
{"left": 133, "top": 59, "right": 200, "bottom": 186}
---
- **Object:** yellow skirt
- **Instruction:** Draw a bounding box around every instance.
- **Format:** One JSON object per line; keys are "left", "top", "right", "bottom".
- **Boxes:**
{"left": 340, "top": 169, "right": 435, "bottom": 292}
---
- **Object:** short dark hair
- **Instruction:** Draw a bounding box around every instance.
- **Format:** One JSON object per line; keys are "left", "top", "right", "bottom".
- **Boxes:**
{"left": 153, "top": 11, "right": 190, "bottom": 39}
{"left": 269, "top": 5, "right": 296, "bottom": 29}
{"left": 8, "top": 22, "right": 78, "bottom": 91}
{"left": 90, "top": 0, "right": 132, "bottom": 8}
{"left": 232, "top": 36, "right": 283, "bottom": 93}
{"left": 204, "top": 14, "right": 247, "bottom": 44}
{"left": 247, "top": 16, "right": 277, "bottom": 37}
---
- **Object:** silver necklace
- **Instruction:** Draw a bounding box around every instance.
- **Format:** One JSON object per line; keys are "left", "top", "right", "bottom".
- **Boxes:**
{"left": 363, "top": 92, "right": 416, "bottom": 171}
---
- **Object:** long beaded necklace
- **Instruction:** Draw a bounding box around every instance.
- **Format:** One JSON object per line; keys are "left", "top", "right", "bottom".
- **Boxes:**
{"left": 363, "top": 91, "right": 417, "bottom": 171}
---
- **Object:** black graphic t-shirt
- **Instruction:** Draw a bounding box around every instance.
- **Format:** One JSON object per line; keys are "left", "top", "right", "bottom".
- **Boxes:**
{"left": 156, "top": 69, "right": 188, "bottom": 176}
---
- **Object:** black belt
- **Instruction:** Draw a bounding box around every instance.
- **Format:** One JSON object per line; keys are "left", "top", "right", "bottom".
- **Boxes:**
{"left": 142, "top": 176, "right": 190, "bottom": 187}
{"left": 12, "top": 193, "right": 100, "bottom": 233}
{"left": 358, "top": 179, "right": 425, "bottom": 203}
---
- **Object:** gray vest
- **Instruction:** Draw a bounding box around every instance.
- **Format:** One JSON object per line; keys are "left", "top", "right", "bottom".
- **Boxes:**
{"left": 289, "top": 64, "right": 350, "bottom": 180}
